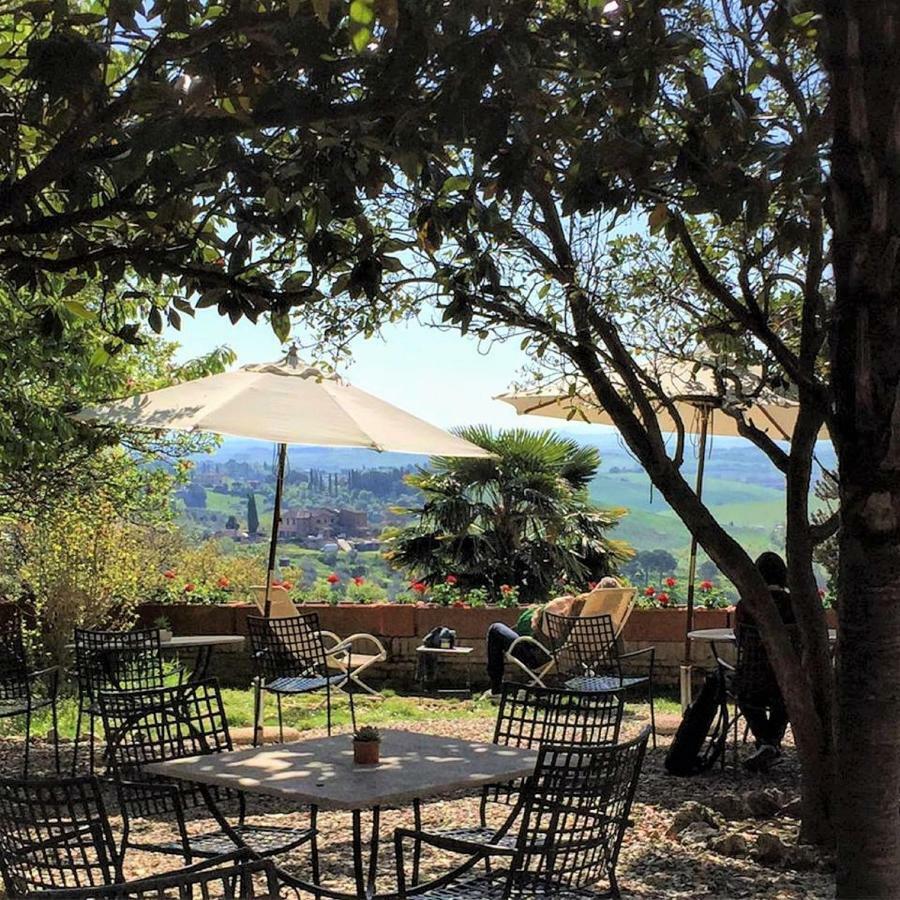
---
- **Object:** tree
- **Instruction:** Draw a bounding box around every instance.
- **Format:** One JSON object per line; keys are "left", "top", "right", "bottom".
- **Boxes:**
{"left": 698, "top": 560, "right": 720, "bottom": 584}
{"left": 247, "top": 494, "right": 260, "bottom": 536}
{"left": 285, "top": 0, "right": 839, "bottom": 850}
{"left": 225, "top": 515, "right": 240, "bottom": 531}
{"left": 0, "top": 0, "right": 434, "bottom": 345}
{"left": 819, "top": 2, "right": 900, "bottom": 893}
{"left": 385, "top": 427, "right": 631, "bottom": 602}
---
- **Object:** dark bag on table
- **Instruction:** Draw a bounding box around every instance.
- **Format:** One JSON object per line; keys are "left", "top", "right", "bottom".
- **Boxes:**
{"left": 417, "top": 627, "right": 457, "bottom": 684}
{"left": 665, "top": 668, "right": 727, "bottom": 776}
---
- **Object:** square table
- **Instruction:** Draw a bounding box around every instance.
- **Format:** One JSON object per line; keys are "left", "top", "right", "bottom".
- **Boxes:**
{"left": 145, "top": 728, "right": 538, "bottom": 899}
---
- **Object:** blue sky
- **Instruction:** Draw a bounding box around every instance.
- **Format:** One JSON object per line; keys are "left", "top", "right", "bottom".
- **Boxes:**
{"left": 171, "top": 310, "right": 611, "bottom": 436}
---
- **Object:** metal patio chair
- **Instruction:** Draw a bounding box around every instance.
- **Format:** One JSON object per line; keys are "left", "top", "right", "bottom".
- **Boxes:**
{"left": 0, "top": 610, "right": 60, "bottom": 776}
{"left": 395, "top": 727, "right": 651, "bottom": 899}
{"left": 0, "top": 774, "right": 122, "bottom": 896}
{"left": 497, "top": 588, "right": 637, "bottom": 694}
{"left": 544, "top": 611, "right": 657, "bottom": 746}
{"left": 409, "top": 682, "right": 626, "bottom": 882}
{"left": 72, "top": 628, "right": 167, "bottom": 774}
{"left": 99, "top": 678, "right": 317, "bottom": 868}
{"left": 0, "top": 775, "right": 291, "bottom": 898}
{"left": 247, "top": 613, "right": 346, "bottom": 741}
{"left": 716, "top": 623, "right": 796, "bottom": 769}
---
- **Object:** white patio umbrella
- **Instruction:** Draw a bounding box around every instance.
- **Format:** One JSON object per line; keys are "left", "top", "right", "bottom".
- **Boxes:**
{"left": 76, "top": 346, "right": 492, "bottom": 616}
{"left": 498, "top": 355, "right": 828, "bottom": 705}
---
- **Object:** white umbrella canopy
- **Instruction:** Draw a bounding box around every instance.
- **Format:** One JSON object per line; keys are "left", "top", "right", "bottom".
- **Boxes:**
{"left": 76, "top": 349, "right": 493, "bottom": 457}
{"left": 497, "top": 356, "right": 826, "bottom": 441}
{"left": 76, "top": 347, "right": 492, "bottom": 620}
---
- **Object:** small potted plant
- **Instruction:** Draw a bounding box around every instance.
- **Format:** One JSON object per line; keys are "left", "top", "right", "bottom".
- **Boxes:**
{"left": 153, "top": 615, "right": 173, "bottom": 644}
{"left": 352, "top": 726, "right": 381, "bottom": 765}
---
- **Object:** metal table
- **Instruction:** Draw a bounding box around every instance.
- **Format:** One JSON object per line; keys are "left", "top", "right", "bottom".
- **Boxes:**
{"left": 66, "top": 634, "right": 244, "bottom": 681}
{"left": 145, "top": 728, "right": 538, "bottom": 900}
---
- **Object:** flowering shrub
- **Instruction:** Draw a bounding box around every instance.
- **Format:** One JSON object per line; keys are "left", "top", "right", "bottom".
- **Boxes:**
{"left": 152, "top": 541, "right": 265, "bottom": 605}
{"left": 637, "top": 575, "right": 732, "bottom": 609}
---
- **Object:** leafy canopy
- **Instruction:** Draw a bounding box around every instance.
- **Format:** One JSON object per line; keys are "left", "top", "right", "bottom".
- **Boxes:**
{"left": 385, "top": 426, "right": 631, "bottom": 603}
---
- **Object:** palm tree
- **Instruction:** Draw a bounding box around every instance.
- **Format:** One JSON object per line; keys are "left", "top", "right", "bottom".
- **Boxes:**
{"left": 385, "top": 426, "right": 631, "bottom": 603}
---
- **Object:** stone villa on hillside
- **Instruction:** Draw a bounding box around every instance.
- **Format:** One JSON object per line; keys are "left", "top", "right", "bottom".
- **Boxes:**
{"left": 280, "top": 507, "right": 368, "bottom": 539}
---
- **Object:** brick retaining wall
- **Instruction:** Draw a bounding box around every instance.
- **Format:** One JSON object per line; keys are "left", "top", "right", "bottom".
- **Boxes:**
{"left": 135, "top": 602, "right": 768, "bottom": 690}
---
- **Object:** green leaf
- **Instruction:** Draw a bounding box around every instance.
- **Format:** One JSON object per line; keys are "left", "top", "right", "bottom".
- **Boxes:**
{"left": 62, "top": 300, "right": 95, "bottom": 320}
{"left": 89, "top": 346, "right": 109, "bottom": 367}
{"left": 350, "top": 0, "right": 375, "bottom": 52}
{"left": 271, "top": 312, "right": 291, "bottom": 344}
{"left": 148, "top": 307, "right": 163, "bottom": 333}
{"left": 441, "top": 175, "right": 472, "bottom": 194}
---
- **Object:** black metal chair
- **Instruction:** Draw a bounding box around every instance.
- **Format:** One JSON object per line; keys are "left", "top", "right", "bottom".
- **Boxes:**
{"left": 395, "top": 727, "right": 651, "bottom": 899}
{"left": 247, "top": 614, "right": 346, "bottom": 742}
{"left": 544, "top": 611, "right": 657, "bottom": 747}
{"left": 0, "top": 610, "right": 60, "bottom": 776}
{"left": 99, "top": 678, "right": 316, "bottom": 867}
{"left": 72, "top": 628, "right": 167, "bottom": 774}
{"left": 0, "top": 774, "right": 122, "bottom": 896}
{"left": 0, "top": 776, "right": 284, "bottom": 898}
{"left": 716, "top": 624, "right": 794, "bottom": 768}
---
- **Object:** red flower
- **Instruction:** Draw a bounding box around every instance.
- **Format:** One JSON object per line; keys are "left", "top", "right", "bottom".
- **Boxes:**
{"left": 445, "top": 574, "right": 458, "bottom": 585}
{"left": 665, "top": 577, "right": 677, "bottom": 588}
{"left": 452, "top": 600, "right": 466, "bottom": 608}
{"left": 183, "top": 582, "right": 195, "bottom": 593}
{"left": 657, "top": 592, "right": 670, "bottom": 606}
{"left": 500, "top": 584, "right": 514, "bottom": 595}
{"left": 163, "top": 570, "right": 176, "bottom": 580}
{"left": 588, "top": 581, "right": 599, "bottom": 591}
{"left": 280, "top": 580, "right": 293, "bottom": 591}
{"left": 216, "top": 576, "right": 230, "bottom": 589}
{"left": 353, "top": 576, "right": 365, "bottom": 586}
{"left": 644, "top": 586, "right": 656, "bottom": 597}
{"left": 411, "top": 581, "right": 427, "bottom": 594}
{"left": 700, "top": 580, "right": 714, "bottom": 592}
{"left": 326, "top": 573, "right": 340, "bottom": 585}
{"left": 272, "top": 578, "right": 283, "bottom": 587}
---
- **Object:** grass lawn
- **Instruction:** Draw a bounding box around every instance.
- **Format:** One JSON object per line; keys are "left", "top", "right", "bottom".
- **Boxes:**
{"left": 0, "top": 685, "right": 680, "bottom": 742}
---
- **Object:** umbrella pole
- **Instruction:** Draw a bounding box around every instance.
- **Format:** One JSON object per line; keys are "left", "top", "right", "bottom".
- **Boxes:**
{"left": 681, "top": 406, "right": 710, "bottom": 709}
{"left": 262, "top": 443, "right": 288, "bottom": 619}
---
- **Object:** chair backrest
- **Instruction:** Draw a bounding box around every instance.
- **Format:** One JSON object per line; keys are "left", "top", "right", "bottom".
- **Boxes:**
{"left": 544, "top": 611, "right": 619, "bottom": 679}
{"left": 100, "top": 679, "right": 232, "bottom": 815}
{"left": 486, "top": 683, "right": 625, "bottom": 810}
{"left": 509, "top": 726, "right": 650, "bottom": 895}
{"left": 73, "top": 628, "right": 165, "bottom": 699}
{"left": 0, "top": 775, "right": 121, "bottom": 895}
{"left": 0, "top": 610, "right": 29, "bottom": 701}
{"left": 578, "top": 587, "right": 637, "bottom": 635}
{"left": 247, "top": 613, "right": 328, "bottom": 682}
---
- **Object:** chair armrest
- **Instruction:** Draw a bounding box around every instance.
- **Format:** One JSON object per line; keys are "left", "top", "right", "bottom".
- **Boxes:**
{"left": 507, "top": 635, "right": 552, "bottom": 660}
{"left": 618, "top": 646, "right": 654, "bottom": 661}
{"left": 394, "top": 826, "right": 516, "bottom": 858}
{"left": 327, "top": 632, "right": 387, "bottom": 658}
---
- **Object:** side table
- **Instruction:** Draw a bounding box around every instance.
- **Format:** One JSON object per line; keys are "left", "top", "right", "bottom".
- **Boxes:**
{"left": 415, "top": 645, "right": 474, "bottom": 697}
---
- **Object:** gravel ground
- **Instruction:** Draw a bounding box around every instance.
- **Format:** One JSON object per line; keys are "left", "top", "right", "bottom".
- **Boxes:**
{"left": 0, "top": 705, "right": 835, "bottom": 899}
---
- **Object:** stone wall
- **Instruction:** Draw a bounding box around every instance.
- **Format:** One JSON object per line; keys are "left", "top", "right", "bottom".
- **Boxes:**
{"left": 136, "top": 602, "right": 755, "bottom": 690}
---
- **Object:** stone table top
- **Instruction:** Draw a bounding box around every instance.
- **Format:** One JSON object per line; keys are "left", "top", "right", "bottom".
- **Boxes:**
{"left": 144, "top": 728, "right": 538, "bottom": 811}
{"left": 688, "top": 627, "right": 837, "bottom": 644}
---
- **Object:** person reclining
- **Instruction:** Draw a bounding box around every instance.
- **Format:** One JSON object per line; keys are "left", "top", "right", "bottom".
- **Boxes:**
{"left": 485, "top": 576, "right": 623, "bottom": 696}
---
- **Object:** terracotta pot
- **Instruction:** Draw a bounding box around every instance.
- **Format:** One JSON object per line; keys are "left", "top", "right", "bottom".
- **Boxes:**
{"left": 353, "top": 740, "right": 380, "bottom": 765}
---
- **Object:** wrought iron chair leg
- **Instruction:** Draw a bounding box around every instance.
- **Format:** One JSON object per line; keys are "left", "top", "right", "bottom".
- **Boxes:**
{"left": 608, "top": 866, "right": 621, "bottom": 899}
{"left": 71, "top": 697, "right": 84, "bottom": 775}
{"left": 277, "top": 694, "right": 284, "bottom": 743}
{"left": 309, "top": 805, "right": 322, "bottom": 900}
{"left": 648, "top": 675, "right": 657, "bottom": 749}
{"left": 412, "top": 798, "right": 422, "bottom": 886}
{"left": 51, "top": 696, "right": 60, "bottom": 774}
{"left": 252, "top": 678, "right": 262, "bottom": 748}
{"left": 22, "top": 706, "right": 31, "bottom": 778}
{"left": 88, "top": 708, "right": 96, "bottom": 774}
